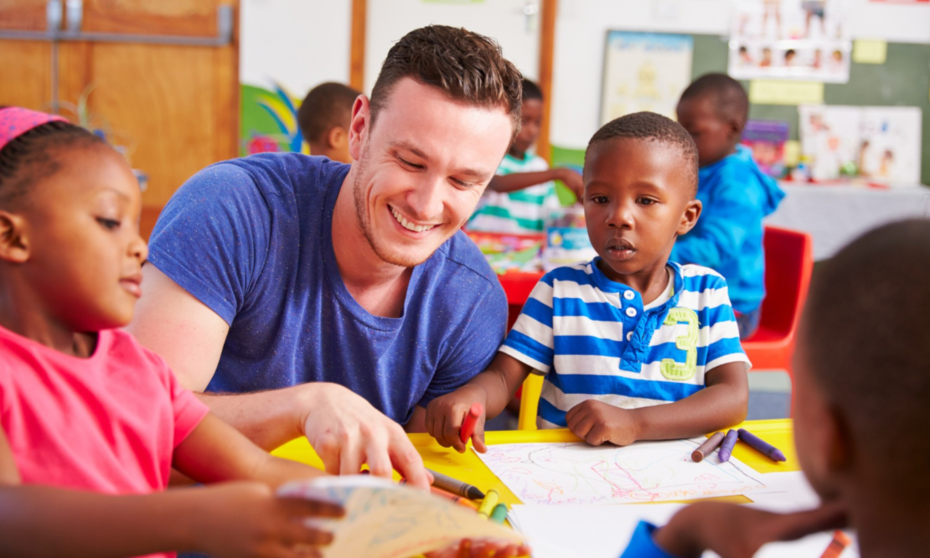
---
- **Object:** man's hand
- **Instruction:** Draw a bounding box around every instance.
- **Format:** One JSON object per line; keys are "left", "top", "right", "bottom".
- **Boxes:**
{"left": 653, "top": 501, "right": 847, "bottom": 558}
{"left": 300, "top": 383, "right": 431, "bottom": 490}
{"left": 554, "top": 167, "right": 584, "bottom": 202}
{"left": 425, "top": 384, "right": 490, "bottom": 454}
{"left": 565, "top": 400, "right": 638, "bottom": 446}
{"left": 192, "top": 481, "right": 344, "bottom": 558}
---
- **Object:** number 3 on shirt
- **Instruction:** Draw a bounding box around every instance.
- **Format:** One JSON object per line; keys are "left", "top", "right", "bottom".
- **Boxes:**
{"left": 661, "top": 308, "right": 698, "bottom": 381}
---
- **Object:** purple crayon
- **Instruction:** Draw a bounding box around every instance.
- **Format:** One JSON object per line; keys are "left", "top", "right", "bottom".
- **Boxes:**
{"left": 738, "top": 429, "right": 787, "bottom": 462}
{"left": 717, "top": 429, "right": 739, "bottom": 462}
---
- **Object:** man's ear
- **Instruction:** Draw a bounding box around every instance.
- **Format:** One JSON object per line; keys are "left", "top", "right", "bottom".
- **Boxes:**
{"left": 0, "top": 211, "right": 30, "bottom": 263}
{"left": 677, "top": 199, "right": 702, "bottom": 236}
{"left": 327, "top": 126, "right": 348, "bottom": 150}
{"left": 348, "top": 95, "right": 370, "bottom": 162}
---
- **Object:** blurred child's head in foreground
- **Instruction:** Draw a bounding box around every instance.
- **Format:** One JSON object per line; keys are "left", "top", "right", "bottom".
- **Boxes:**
{"left": 582, "top": 111, "right": 701, "bottom": 286}
{"left": 0, "top": 107, "right": 146, "bottom": 334}
{"left": 794, "top": 219, "right": 930, "bottom": 516}
{"left": 676, "top": 73, "right": 748, "bottom": 168}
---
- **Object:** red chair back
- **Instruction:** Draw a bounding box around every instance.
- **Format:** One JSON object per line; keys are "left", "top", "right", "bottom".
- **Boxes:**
{"left": 741, "top": 226, "right": 814, "bottom": 371}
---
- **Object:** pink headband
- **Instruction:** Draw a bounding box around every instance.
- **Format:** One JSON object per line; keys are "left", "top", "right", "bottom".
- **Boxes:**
{"left": 0, "top": 107, "right": 68, "bottom": 152}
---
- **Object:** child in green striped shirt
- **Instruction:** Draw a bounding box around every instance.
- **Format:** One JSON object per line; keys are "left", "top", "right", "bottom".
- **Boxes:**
{"left": 468, "top": 79, "right": 582, "bottom": 234}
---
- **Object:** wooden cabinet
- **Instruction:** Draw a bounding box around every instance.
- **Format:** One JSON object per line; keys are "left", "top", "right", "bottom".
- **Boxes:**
{"left": 0, "top": 0, "right": 240, "bottom": 238}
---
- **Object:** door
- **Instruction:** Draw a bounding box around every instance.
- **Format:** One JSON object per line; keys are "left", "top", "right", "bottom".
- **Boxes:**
{"left": 0, "top": 0, "right": 239, "bottom": 238}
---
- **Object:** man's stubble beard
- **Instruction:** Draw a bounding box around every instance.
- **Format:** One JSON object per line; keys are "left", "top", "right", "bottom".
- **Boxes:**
{"left": 352, "top": 145, "right": 434, "bottom": 269}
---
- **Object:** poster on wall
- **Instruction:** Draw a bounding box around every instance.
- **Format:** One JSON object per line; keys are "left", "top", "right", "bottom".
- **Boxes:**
{"left": 600, "top": 31, "right": 693, "bottom": 126}
{"left": 728, "top": 0, "right": 851, "bottom": 83}
{"left": 798, "top": 105, "right": 923, "bottom": 185}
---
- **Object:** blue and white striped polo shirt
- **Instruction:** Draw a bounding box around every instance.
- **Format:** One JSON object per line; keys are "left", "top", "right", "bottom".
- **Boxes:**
{"left": 500, "top": 259, "right": 750, "bottom": 428}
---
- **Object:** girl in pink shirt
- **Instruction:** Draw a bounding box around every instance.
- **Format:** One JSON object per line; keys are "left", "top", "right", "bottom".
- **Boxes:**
{"left": 0, "top": 107, "right": 343, "bottom": 558}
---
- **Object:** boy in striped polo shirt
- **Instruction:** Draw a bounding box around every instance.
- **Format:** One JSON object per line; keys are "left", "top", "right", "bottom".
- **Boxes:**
{"left": 467, "top": 79, "right": 583, "bottom": 233}
{"left": 427, "top": 112, "right": 749, "bottom": 450}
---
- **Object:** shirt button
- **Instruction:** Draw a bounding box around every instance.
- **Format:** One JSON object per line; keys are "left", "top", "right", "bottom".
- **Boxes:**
{"left": 623, "top": 291, "right": 635, "bottom": 300}
{"left": 626, "top": 307, "right": 637, "bottom": 317}
{"left": 626, "top": 331, "right": 633, "bottom": 341}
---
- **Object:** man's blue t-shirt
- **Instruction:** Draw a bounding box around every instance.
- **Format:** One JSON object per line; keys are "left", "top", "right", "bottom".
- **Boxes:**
{"left": 147, "top": 154, "right": 508, "bottom": 424}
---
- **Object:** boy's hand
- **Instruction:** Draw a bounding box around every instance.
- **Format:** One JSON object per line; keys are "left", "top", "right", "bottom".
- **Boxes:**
{"left": 193, "top": 481, "right": 344, "bottom": 558}
{"left": 425, "top": 539, "right": 530, "bottom": 558}
{"left": 554, "top": 168, "right": 584, "bottom": 202}
{"left": 425, "top": 384, "right": 489, "bottom": 454}
{"left": 653, "top": 500, "right": 847, "bottom": 558}
{"left": 565, "top": 400, "right": 638, "bottom": 446}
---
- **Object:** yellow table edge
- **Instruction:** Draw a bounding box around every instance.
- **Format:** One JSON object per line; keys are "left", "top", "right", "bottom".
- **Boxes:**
{"left": 272, "top": 419, "right": 796, "bottom": 507}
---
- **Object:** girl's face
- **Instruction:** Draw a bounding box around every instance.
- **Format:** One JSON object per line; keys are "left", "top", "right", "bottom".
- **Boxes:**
{"left": 21, "top": 143, "right": 147, "bottom": 332}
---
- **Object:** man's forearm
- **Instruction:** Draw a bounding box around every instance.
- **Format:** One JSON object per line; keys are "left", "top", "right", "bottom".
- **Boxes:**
{"left": 196, "top": 386, "right": 311, "bottom": 451}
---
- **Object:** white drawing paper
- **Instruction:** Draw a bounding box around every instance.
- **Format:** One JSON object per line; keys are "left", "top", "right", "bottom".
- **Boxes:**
{"left": 477, "top": 439, "right": 767, "bottom": 505}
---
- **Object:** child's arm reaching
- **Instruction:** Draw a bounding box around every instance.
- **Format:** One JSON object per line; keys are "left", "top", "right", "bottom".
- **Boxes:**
{"left": 425, "top": 352, "right": 535, "bottom": 453}
{"left": 488, "top": 168, "right": 584, "bottom": 200}
{"left": 0, "top": 426, "right": 343, "bottom": 558}
{"left": 649, "top": 500, "right": 847, "bottom": 558}
{"left": 565, "top": 362, "right": 749, "bottom": 446}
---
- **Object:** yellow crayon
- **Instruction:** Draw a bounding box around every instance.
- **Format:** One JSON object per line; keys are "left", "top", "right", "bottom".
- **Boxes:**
{"left": 477, "top": 489, "right": 500, "bottom": 519}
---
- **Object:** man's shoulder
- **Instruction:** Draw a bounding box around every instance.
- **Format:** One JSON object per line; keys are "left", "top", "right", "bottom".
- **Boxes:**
{"left": 219, "top": 153, "right": 349, "bottom": 198}
{"left": 432, "top": 231, "right": 505, "bottom": 297}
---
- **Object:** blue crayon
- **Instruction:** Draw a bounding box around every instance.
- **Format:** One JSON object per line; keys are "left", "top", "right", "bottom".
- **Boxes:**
{"left": 717, "top": 429, "right": 739, "bottom": 462}
{"left": 738, "top": 428, "right": 787, "bottom": 462}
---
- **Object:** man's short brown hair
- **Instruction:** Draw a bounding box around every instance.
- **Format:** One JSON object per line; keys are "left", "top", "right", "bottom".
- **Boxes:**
{"left": 369, "top": 25, "right": 523, "bottom": 136}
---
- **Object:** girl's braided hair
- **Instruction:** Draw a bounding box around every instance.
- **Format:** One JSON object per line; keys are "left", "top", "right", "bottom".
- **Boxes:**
{"left": 0, "top": 112, "right": 104, "bottom": 207}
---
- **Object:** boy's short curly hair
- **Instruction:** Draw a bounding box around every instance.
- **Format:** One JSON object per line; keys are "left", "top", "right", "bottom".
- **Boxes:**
{"left": 679, "top": 73, "right": 749, "bottom": 127}
{"left": 803, "top": 219, "right": 930, "bottom": 494}
{"left": 369, "top": 25, "right": 523, "bottom": 137}
{"left": 0, "top": 116, "right": 103, "bottom": 208}
{"left": 586, "top": 111, "right": 699, "bottom": 194}
{"left": 297, "top": 82, "right": 361, "bottom": 145}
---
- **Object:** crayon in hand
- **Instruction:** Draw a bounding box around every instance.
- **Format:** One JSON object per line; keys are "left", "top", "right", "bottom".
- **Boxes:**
{"left": 737, "top": 428, "right": 787, "bottom": 462}
{"left": 718, "top": 429, "right": 739, "bottom": 462}
{"left": 460, "top": 402, "right": 484, "bottom": 444}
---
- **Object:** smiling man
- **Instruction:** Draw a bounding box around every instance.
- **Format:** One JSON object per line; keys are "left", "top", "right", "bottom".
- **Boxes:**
{"left": 127, "top": 26, "right": 521, "bottom": 487}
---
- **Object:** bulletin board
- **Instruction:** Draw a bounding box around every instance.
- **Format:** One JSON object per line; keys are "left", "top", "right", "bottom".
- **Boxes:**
{"left": 554, "top": 34, "right": 930, "bottom": 187}
{"left": 689, "top": 35, "right": 930, "bottom": 186}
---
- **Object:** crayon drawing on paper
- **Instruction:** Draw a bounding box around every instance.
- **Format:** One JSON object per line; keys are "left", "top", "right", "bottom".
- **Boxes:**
{"left": 477, "top": 439, "right": 766, "bottom": 505}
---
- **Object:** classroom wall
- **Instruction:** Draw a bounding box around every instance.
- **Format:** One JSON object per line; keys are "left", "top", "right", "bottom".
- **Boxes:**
{"left": 364, "top": 0, "right": 541, "bottom": 92}
{"left": 240, "top": 0, "right": 351, "bottom": 96}
{"left": 550, "top": 0, "right": 930, "bottom": 151}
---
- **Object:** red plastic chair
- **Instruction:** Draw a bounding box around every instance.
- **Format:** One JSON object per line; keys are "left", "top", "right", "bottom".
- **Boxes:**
{"left": 741, "top": 226, "right": 814, "bottom": 383}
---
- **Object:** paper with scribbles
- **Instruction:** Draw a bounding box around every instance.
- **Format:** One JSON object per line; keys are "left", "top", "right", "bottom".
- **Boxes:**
{"left": 278, "top": 476, "right": 523, "bottom": 558}
{"left": 477, "top": 438, "right": 766, "bottom": 505}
